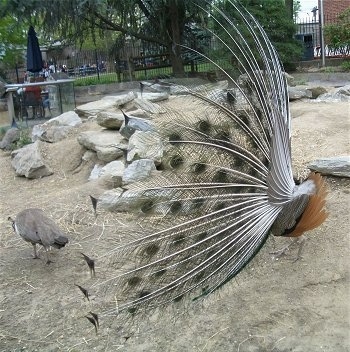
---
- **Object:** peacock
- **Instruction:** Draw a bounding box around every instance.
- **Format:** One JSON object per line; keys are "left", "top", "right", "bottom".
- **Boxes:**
{"left": 90, "top": 1, "right": 328, "bottom": 326}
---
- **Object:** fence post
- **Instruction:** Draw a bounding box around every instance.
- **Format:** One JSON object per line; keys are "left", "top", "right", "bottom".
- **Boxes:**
{"left": 95, "top": 49, "right": 100, "bottom": 80}
{"left": 319, "top": 0, "right": 326, "bottom": 67}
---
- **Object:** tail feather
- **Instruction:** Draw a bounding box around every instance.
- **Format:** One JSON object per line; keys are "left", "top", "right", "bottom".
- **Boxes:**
{"left": 94, "top": 1, "right": 327, "bottom": 321}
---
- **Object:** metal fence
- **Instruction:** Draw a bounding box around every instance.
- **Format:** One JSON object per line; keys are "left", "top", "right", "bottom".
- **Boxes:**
{"left": 4, "top": 13, "right": 349, "bottom": 85}
{"left": 296, "top": 13, "right": 350, "bottom": 60}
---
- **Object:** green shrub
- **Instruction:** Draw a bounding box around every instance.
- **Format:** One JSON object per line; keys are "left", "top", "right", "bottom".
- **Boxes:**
{"left": 15, "top": 128, "right": 32, "bottom": 149}
{"left": 341, "top": 60, "right": 350, "bottom": 71}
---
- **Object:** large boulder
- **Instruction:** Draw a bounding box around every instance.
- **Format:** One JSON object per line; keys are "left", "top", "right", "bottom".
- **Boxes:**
{"left": 316, "top": 85, "right": 350, "bottom": 102}
{"left": 11, "top": 141, "right": 53, "bottom": 178}
{"left": 99, "top": 160, "right": 126, "bottom": 187}
{"left": 127, "top": 130, "right": 163, "bottom": 165}
{"left": 75, "top": 92, "right": 137, "bottom": 118}
{"left": 96, "top": 111, "right": 125, "bottom": 130}
{"left": 77, "top": 130, "right": 128, "bottom": 162}
{"left": 288, "top": 86, "right": 313, "bottom": 100}
{"left": 122, "top": 159, "right": 157, "bottom": 184}
{"left": 119, "top": 115, "right": 155, "bottom": 139}
{"left": 134, "top": 97, "right": 167, "bottom": 113}
{"left": 307, "top": 86, "right": 328, "bottom": 99}
{"left": 99, "top": 188, "right": 126, "bottom": 211}
{"left": 309, "top": 156, "right": 350, "bottom": 178}
{"left": 138, "top": 92, "right": 169, "bottom": 102}
{"left": 32, "top": 111, "right": 82, "bottom": 143}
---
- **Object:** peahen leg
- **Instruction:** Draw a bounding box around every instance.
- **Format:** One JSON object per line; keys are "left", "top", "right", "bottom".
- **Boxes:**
{"left": 271, "top": 236, "right": 307, "bottom": 262}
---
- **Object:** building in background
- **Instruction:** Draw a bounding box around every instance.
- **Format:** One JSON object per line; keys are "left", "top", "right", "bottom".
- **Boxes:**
{"left": 319, "top": 0, "right": 350, "bottom": 23}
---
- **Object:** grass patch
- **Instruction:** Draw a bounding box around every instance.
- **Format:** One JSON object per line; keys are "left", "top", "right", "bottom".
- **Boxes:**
{"left": 72, "top": 61, "right": 232, "bottom": 87}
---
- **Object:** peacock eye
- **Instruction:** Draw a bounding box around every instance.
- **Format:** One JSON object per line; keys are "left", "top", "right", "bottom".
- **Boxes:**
{"left": 142, "top": 243, "right": 160, "bottom": 257}
{"left": 168, "top": 133, "right": 182, "bottom": 144}
{"left": 127, "top": 276, "right": 142, "bottom": 287}
{"left": 140, "top": 200, "right": 154, "bottom": 213}
{"left": 212, "top": 169, "right": 228, "bottom": 183}
{"left": 168, "top": 201, "right": 181, "bottom": 214}
{"left": 192, "top": 162, "right": 206, "bottom": 174}
{"left": 169, "top": 155, "right": 184, "bottom": 168}
{"left": 197, "top": 120, "right": 211, "bottom": 133}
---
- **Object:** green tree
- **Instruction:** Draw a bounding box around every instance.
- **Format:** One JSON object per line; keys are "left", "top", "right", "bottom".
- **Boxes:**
{"left": 0, "top": 0, "right": 210, "bottom": 76}
{"left": 324, "top": 7, "right": 350, "bottom": 57}
{"left": 236, "top": 0, "right": 303, "bottom": 70}
{"left": 0, "top": 14, "right": 27, "bottom": 77}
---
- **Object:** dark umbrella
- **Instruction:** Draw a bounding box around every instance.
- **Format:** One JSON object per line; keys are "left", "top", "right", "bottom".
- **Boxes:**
{"left": 26, "top": 26, "right": 43, "bottom": 73}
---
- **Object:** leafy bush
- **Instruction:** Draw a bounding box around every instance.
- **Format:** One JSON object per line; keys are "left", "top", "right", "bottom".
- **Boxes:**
{"left": 324, "top": 8, "right": 350, "bottom": 57}
{"left": 341, "top": 60, "right": 350, "bottom": 71}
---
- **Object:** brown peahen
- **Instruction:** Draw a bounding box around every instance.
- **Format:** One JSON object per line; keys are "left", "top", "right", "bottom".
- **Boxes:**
{"left": 95, "top": 1, "right": 328, "bottom": 322}
{"left": 9, "top": 208, "right": 68, "bottom": 264}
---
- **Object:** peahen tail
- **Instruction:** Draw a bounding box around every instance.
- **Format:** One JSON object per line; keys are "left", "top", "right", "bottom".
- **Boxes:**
{"left": 95, "top": 1, "right": 328, "bottom": 319}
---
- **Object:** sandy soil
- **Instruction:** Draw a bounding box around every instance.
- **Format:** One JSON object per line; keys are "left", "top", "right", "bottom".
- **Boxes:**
{"left": 0, "top": 97, "right": 349, "bottom": 352}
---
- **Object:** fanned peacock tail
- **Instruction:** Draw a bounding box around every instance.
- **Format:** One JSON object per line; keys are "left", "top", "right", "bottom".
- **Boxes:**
{"left": 95, "top": 1, "right": 328, "bottom": 321}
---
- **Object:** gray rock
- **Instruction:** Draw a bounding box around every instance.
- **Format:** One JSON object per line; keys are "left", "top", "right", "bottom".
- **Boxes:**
{"left": 0, "top": 128, "right": 20, "bottom": 150}
{"left": 48, "top": 111, "right": 82, "bottom": 126}
{"left": 288, "top": 86, "right": 313, "bottom": 100}
{"left": 88, "top": 164, "right": 103, "bottom": 181}
{"left": 96, "top": 111, "right": 125, "bottom": 129}
{"left": 119, "top": 115, "right": 155, "bottom": 139}
{"left": 138, "top": 92, "right": 169, "bottom": 102}
{"left": 32, "top": 124, "right": 74, "bottom": 143}
{"left": 95, "top": 145, "right": 123, "bottom": 162}
{"left": 99, "top": 188, "right": 125, "bottom": 211}
{"left": 285, "top": 72, "right": 295, "bottom": 86}
{"left": 141, "top": 81, "right": 172, "bottom": 93}
{"left": 99, "top": 160, "right": 125, "bottom": 187}
{"left": 307, "top": 86, "right": 328, "bottom": 99}
{"left": 127, "top": 131, "right": 163, "bottom": 165}
{"left": 11, "top": 141, "right": 53, "bottom": 178}
{"left": 76, "top": 91, "right": 137, "bottom": 118}
{"left": 316, "top": 85, "right": 350, "bottom": 102}
{"left": 134, "top": 97, "right": 167, "bottom": 113}
{"left": 122, "top": 159, "right": 157, "bottom": 184}
{"left": 82, "top": 150, "right": 96, "bottom": 162}
{"left": 32, "top": 111, "right": 82, "bottom": 143}
{"left": 308, "top": 156, "right": 350, "bottom": 178}
{"left": 77, "top": 130, "right": 128, "bottom": 162}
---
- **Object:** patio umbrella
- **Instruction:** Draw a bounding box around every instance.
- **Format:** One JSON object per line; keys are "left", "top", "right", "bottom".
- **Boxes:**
{"left": 26, "top": 26, "right": 43, "bottom": 73}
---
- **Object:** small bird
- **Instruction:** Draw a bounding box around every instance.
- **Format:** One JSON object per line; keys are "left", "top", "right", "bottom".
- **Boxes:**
{"left": 96, "top": 2, "right": 328, "bottom": 320}
{"left": 8, "top": 208, "right": 68, "bottom": 264}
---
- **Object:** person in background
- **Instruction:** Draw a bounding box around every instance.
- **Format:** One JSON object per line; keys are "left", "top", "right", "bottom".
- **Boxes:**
{"left": 18, "top": 77, "right": 47, "bottom": 119}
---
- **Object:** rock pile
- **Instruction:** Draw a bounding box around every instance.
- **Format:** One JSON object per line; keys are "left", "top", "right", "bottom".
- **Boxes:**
{"left": 1, "top": 79, "right": 349, "bottom": 210}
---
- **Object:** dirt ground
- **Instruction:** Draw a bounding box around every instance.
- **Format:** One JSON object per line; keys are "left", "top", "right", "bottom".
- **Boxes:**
{"left": 0, "top": 94, "right": 349, "bottom": 352}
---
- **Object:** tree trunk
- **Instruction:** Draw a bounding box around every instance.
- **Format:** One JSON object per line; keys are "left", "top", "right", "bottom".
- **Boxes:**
{"left": 168, "top": 0, "right": 184, "bottom": 76}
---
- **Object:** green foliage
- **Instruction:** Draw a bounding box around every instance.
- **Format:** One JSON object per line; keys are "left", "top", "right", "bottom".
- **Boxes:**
{"left": 324, "top": 8, "right": 350, "bottom": 56}
{"left": 341, "top": 60, "right": 350, "bottom": 71}
{"left": 239, "top": 0, "right": 303, "bottom": 70}
{"left": 0, "top": 14, "right": 27, "bottom": 72}
{"left": 15, "top": 128, "right": 32, "bottom": 149}
{"left": 74, "top": 73, "right": 118, "bottom": 86}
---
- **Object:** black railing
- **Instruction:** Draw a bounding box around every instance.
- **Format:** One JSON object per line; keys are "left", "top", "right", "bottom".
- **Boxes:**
{"left": 296, "top": 13, "right": 350, "bottom": 60}
{"left": 4, "top": 13, "right": 349, "bottom": 85}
